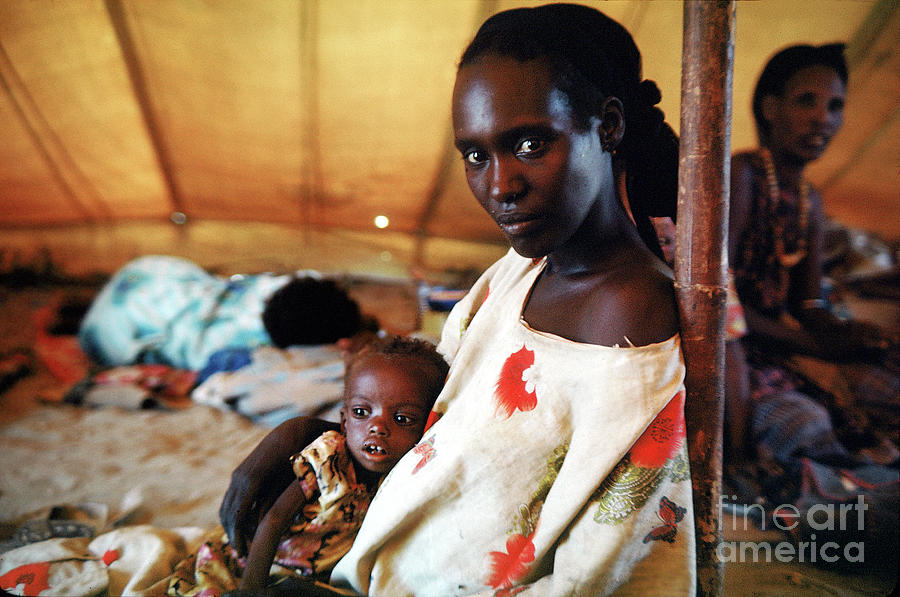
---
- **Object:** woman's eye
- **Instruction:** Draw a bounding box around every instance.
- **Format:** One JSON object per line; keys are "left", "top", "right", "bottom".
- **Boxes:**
{"left": 828, "top": 98, "right": 845, "bottom": 112}
{"left": 515, "top": 138, "right": 545, "bottom": 155}
{"left": 464, "top": 149, "right": 487, "bottom": 165}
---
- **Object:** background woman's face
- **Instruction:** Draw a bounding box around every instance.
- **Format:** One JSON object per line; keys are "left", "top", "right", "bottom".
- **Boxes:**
{"left": 452, "top": 55, "right": 606, "bottom": 259}
{"left": 764, "top": 65, "right": 845, "bottom": 164}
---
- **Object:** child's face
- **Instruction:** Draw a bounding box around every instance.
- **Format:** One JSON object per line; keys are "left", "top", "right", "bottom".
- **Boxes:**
{"left": 340, "top": 354, "right": 431, "bottom": 475}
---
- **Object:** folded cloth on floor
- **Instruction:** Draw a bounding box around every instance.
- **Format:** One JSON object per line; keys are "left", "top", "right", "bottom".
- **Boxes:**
{"left": 0, "top": 526, "right": 204, "bottom": 597}
{"left": 191, "top": 345, "right": 345, "bottom": 425}
{"left": 64, "top": 364, "right": 196, "bottom": 411}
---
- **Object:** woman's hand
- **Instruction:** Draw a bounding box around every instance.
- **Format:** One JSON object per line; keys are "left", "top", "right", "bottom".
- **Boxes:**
{"left": 805, "top": 314, "right": 894, "bottom": 363}
{"left": 219, "top": 416, "right": 338, "bottom": 556}
{"left": 840, "top": 319, "right": 898, "bottom": 365}
{"left": 795, "top": 305, "right": 895, "bottom": 363}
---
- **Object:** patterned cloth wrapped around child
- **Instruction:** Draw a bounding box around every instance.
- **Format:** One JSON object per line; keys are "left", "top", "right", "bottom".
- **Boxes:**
{"left": 167, "top": 431, "right": 374, "bottom": 596}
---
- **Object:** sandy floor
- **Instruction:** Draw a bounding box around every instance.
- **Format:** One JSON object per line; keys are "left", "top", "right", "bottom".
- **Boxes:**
{"left": 0, "top": 278, "right": 419, "bottom": 533}
{"left": 0, "top": 403, "right": 267, "bottom": 530}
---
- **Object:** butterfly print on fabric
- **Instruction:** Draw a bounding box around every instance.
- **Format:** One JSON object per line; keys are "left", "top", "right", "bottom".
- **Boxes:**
{"left": 412, "top": 436, "right": 436, "bottom": 474}
{"left": 494, "top": 345, "right": 537, "bottom": 418}
{"left": 643, "top": 496, "right": 686, "bottom": 543}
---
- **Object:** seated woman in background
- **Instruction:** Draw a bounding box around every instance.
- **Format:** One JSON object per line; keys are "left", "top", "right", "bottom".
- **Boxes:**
{"left": 221, "top": 4, "right": 692, "bottom": 595}
{"left": 78, "top": 256, "right": 375, "bottom": 371}
{"left": 725, "top": 43, "right": 898, "bottom": 535}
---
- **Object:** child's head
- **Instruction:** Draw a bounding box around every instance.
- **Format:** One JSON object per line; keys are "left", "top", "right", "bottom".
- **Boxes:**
{"left": 651, "top": 216, "right": 676, "bottom": 267}
{"left": 262, "top": 276, "right": 377, "bottom": 347}
{"left": 453, "top": 3, "right": 678, "bottom": 257}
{"left": 340, "top": 336, "right": 448, "bottom": 476}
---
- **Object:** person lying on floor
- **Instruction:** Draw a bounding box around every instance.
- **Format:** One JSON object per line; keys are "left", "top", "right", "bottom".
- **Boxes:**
{"left": 78, "top": 256, "right": 377, "bottom": 372}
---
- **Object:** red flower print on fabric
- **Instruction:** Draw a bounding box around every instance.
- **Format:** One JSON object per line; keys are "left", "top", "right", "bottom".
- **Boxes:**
{"left": 412, "top": 436, "right": 436, "bottom": 474}
{"left": 486, "top": 532, "right": 536, "bottom": 589}
{"left": 0, "top": 562, "right": 51, "bottom": 596}
{"left": 102, "top": 549, "right": 120, "bottom": 566}
{"left": 629, "top": 390, "right": 685, "bottom": 468}
{"left": 495, "top": 346, "right": 537, "bottom": 418}
{"left": 643, "top": 496, "right": 686, "bottom": 543}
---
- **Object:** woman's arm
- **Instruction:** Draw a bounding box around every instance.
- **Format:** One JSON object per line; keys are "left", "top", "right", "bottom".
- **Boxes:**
{"left": 240, "top": 481, "right": 309, "bottom": 590}
{"left": 220, "top": 416, "right": 339, "bottom": 556}
{"left": 790, "top": 189, "right": 893, "bottom": 361}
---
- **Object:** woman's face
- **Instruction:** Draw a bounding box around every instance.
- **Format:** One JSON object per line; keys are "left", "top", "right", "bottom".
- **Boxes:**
{"left": 341, "top": 355, "right": 430, "bottom": 475}
{"left": 452, "top": 55, "right": 607, "bottom": 259}
{"left": 764, "top": 64, "right": 845, "bottom": 164}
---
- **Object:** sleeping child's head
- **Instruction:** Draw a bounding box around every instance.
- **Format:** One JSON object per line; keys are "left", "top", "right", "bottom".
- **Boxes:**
{"left": 262, "top": 276, "right": 379, "bottom": 348}
{"left": 340, "top": 336, "right": 448, "bottom": 480}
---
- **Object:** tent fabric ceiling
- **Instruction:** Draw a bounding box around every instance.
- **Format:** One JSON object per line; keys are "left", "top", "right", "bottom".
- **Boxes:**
{"left": 1, "top": 0, "right": 898, "bottom": 273}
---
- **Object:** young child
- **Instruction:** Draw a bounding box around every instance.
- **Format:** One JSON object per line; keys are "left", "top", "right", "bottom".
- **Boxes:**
{"left": 167, "top": 336, "right": 448, "bottom": 596}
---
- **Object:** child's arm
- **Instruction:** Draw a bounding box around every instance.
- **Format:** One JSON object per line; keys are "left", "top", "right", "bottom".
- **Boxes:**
{"left": 239, "top": 480, "right": 310, "bottom": 590}
{"left": 221, "top": 416, "right": 338, "bottom": 557}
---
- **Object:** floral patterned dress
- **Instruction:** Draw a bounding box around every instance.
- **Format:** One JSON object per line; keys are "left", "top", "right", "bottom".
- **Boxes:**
{"left": 330, "top": 249, "right": 694, "bottom": 596}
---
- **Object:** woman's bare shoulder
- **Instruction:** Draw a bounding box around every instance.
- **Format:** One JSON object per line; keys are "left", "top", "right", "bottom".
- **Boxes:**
{"left": 581, "top": 256, "right": 678, "bottom": 347}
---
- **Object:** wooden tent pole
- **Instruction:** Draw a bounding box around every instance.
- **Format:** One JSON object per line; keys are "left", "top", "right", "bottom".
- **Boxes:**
{"left": 675, "top": 1, "right": 734, "bottom": 595}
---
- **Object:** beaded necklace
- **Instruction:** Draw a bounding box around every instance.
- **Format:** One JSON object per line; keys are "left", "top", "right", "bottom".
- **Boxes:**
{"left": 760, "top": 147, "right": 810, "bottom": 268}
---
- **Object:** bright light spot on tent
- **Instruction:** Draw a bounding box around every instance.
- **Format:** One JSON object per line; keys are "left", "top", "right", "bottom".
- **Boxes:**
{"left": 374, "top": 215, "right": 389, "bottom": 229}
{"left": 380, "top": 251, "right": 392, "bottom": 262}
{"left": 170, "top": 211, "right": 187, "bottom": 225}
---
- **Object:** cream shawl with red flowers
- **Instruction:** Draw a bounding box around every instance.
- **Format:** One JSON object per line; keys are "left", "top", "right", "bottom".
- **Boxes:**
{"left": 331, "top": 249, "right": 695, "bottom": 596}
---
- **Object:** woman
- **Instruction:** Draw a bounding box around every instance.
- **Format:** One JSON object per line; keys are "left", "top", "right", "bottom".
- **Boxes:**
{"left": 222, "top": 5, "right": 691, "bottom": 595}
{"left": 727, "top": 44, "right": 898, "bottom": 471}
